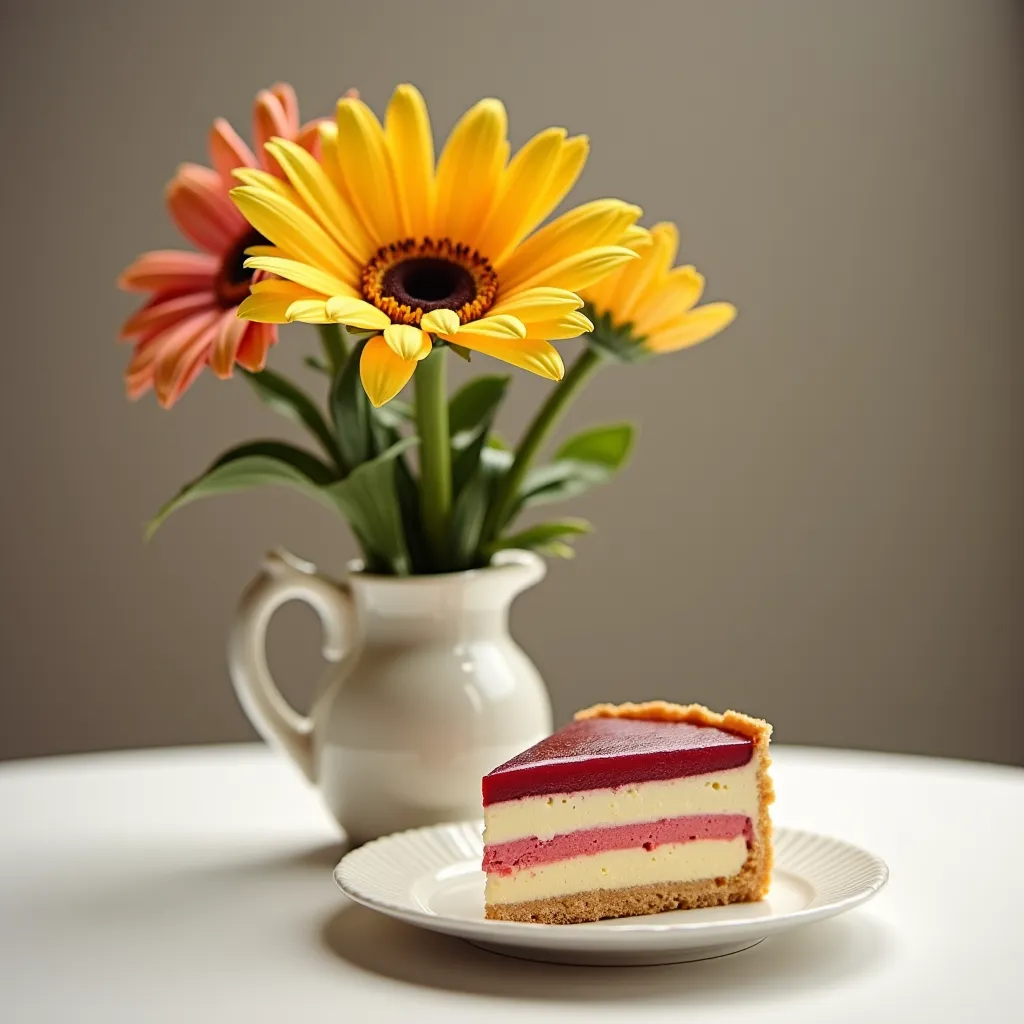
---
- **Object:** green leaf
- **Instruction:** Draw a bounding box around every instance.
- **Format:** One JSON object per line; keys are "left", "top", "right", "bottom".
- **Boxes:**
{"left": 243, "top": 368, "right": 343, "bottom": 468}
{"left": 447, "top": 342, "right": 472, "bottom": 362}
{"left": 146, "top": 441, "right": 336, "bottom": 540}
{"left": 508, "top": 425, "right": 635, "bottom": 522}
{"left": 303, "top": 356, "right": 331, "bottom": 375}
{"left": 554, "top": 422, "right": 635, "bottom": 469}
{"left": 450, "top": 444, "right": 514, "bottom": 569}
{"left": 374, "top": 399, "right": 415, "bottom": 430}
{"left": 448, "top": 375, "right": 510, "bottom": 496}
{"left": 486, "top": 432, "right": 510, "bottom": 451}
{"left": 324, "top": 437, "right": 418, "bottom": 575}
{"left": 488, "top": 518, "right": 593, "bottom": 555}
{"left": 330, "top": 337, "right": 374, "bottom": 471}
{"left": 394, "top": 454, "right": 431, "bottom": 574}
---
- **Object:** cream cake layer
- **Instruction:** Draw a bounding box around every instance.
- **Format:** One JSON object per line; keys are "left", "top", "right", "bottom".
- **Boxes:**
{"left": 485, "top": 836, "right": 750, "bottom": 905}
{"left": 483, "top": 762, "right": 759, "bottom": 844}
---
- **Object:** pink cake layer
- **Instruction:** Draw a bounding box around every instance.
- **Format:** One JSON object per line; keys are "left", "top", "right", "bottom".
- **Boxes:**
{"left": 482, "top": 814, "right": 752, "bottom": 876}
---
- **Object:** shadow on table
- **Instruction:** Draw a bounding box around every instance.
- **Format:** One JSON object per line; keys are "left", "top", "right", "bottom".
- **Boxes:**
{"left": 320, "top": 903, "right": 896, "bottom": 1005}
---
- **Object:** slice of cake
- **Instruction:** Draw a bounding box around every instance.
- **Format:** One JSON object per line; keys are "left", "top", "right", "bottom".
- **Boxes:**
{"left": 482, "top": 701, "right": 773, "bottom": 924}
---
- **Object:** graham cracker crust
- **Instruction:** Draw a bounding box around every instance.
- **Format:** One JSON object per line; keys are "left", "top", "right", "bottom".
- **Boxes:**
{"left": 486, "top": 860, "right": 763, "bottom": 924}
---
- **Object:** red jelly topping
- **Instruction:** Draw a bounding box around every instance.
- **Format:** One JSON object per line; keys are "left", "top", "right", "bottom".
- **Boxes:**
{"left": 483, "top": 717, "right": 753, "bottom": 805}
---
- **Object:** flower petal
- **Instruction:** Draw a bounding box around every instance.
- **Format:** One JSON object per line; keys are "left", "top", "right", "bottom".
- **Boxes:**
{"left": 230, "top": 166, "right": 296, "bottom": 199}
{"left": 210, "top": 309, "right": 248, "bottom": 377}
{"left": 165, "top": 163, "right": 246, "bottom": 254}
{"left": 243, "top": 255, "right": 355, "bottom": 299}
{"left": 645, "top": 303, "right": 737, "bottom": 354}
{"left": 496, "top": 199, "right": 642, "bottom": 291}
{"left": 632, "top": 265, "right": 705, "bottom": 336}
{"left": 443, "top": 333, "right": 564, "bottom": 381}
{"left": 507, "top": 245, "right": 638, "bottom": 297}
{"left": 334, "top": 95, "right": 401, "bottom": 243}
{"left": 253, "top": 88, "right": 293, "bottom": 175}
{"left": 324, "top": 295, "right": 392, "bottom": 330}
{"left": 149, "top": 311, "right": 221, "bottom": 407}
{"left": 517, "top": 134, "right": 589, "bottom": 242}
{"left": 230, "top": 185, "right": 358, "bottom": 281}
{"left": 383, "top": 324, "right": 431, "bottom": 361}
{"left": 270, "top": 83, "right": 300, "bottom": 136}
{"left": 420, "top": 309, "right": 460, "bottom": 335}
{"left": 360, "top": 334, "right": 418, "bottom": 407}
{"left": 488, "top": 286, "right": 583, "bottom": 323}
{"left": 120, "top": 290, "right": 218, "bottom": 339}
{"left": 235, "top": 322, "right": 276, "bottom": 372}
{"left": 607, "top": 222, "right": 679, "bottom": 321}
{"left": 385, "top": 84, "right": 435, "bottom": 238}
{"left": 117, "top": 250, "right": 218, "bottom": 293}
{"left": 459, "top": 314, "right": 526, "bottom": 339}
{"left": 434, "top": 98, "right": 507, "bottom": 250}
{"left": 263, "top": 137, "right": 372, "bottom": 265}
{"left": 285, "top": 298, "right": 332, "bottom": 323}
{"left": 476, "top": 127, "right": 565, "bottom": 264}
{"left": 209, "top": 118, "right": 257, "bottom": 187}
{"left": 519, "top": 311, "right": 594, "bottom": 341}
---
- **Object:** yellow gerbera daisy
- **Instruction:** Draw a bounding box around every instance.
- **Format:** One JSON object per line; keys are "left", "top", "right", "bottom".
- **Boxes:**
{"left": 583, "top": 222, "right": 737, "bottom": 356}
{"left": 229, "top": 84, "right": 644, "bottom": 405}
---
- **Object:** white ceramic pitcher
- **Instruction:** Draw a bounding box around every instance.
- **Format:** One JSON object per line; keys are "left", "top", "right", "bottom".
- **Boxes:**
{"left": 228, "top": 547, "right": 553, "bottom": 845}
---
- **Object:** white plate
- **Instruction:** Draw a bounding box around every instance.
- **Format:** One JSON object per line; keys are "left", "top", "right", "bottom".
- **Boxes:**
{"left": 335, "top": 823, "right": 888, "bottom": 966}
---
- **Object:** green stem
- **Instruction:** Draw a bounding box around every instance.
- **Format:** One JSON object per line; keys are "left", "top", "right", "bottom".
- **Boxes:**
{"left": 483, "top": 345, "right": 604, "bottom": 544}
{"left": 316, "top": 323, "right": 348, "bottom": 376}
{"left": 415, "top": 346, "right": 452, "bottom": 568}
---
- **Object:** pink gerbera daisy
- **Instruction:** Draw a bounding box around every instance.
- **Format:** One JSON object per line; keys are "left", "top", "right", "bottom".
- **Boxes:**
{"left": 118, "top": 83, "right": 326, "bottom": 408}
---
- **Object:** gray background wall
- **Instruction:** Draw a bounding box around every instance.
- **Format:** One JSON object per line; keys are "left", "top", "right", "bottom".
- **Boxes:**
{"left": 2, "top": 0, "right": 1022, "bottom": 764}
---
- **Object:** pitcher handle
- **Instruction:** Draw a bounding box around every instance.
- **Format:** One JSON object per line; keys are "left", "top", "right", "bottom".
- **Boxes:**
{"left": 227, "top": 548, "right": 356, "bottom": 783}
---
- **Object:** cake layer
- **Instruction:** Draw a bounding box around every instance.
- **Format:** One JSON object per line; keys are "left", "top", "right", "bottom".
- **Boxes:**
{"left": 484, "top": 836, "right": 749, "bottom": 904}
{"left": 483, "top": 717, "right": 752, "bottom": 805}
{"left": 484, "top": 814, "right": 751, "bottom": 875}
{"left": 483, "top": 762, "right": 759, "bottom": 843}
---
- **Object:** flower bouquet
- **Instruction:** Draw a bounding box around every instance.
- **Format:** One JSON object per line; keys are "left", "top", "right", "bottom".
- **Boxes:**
{"left": 119, "top": 83, "right": 735, "bottom": 575}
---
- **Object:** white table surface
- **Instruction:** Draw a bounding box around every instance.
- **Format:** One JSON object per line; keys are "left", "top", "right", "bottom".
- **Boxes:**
{"left": 0, "top": 744, "right": 1020, "bottom": 1022}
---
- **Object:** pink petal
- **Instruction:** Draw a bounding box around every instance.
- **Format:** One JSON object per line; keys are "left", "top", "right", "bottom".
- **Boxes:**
{"left": 269, "top": 83, "right": 300, "bottom": 137}
{"left": 120, "top": 289, "right": 218, "bottom": 339}
{"left": 125, "top": 310, "right": 218, "bottom": 401}
{"left": 209, "top": 118, "right": 257, "bottom": 187}
{"left": 154, "top": 315, "right": 221, "bottom": 408}
{"left": 253, "top": 90, "right": 292, "bottom": 176}
{"left": 209, "top": 309, "right": 248, "bottom": 378}
{"left": 165, "top": 163, "right": 246, "bottom": 253}
{"left": 118, "top": 249, "right": 218, "bottom": 293}
{"left": 235, "top": 322, "right": 276, "bottom": 372}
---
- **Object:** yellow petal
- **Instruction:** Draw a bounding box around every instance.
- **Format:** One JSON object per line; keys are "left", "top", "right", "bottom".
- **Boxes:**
{"left": 264, "top": 137, "right": 372, "bottom": 265}
{"left": 618, "top": 224, "right": 653, "bottom": 251}
{"left": 632, "top": 266, "right": 705, "bottom": 336}
{"left": 383, "top": 324, "right": 431, "bottom": 360}
{"left": 516, "top": 134, "right": 589, "bottom": 243}
{"left": 645, "top": 303, "right": 737, "bottom": 354}
{"left": 231, "top": 186, "right": 358, "bottom": 281}
{"left": 236, "top": 293, "right": 292, "bottom": 323}
{"left": 496, "top": 199, "right": 642, "bottom": 291}
{"left": 360, "top": 334, "right": 418, "bottom": 407}
{"left": 609, "top": 222, "right": 679, "bottom": 321}
{"left": 324, "top": 295, "right": 392, "bottom": 330}
{"left": 489, "top": 286, "right": 583, "bottom": 323}
{"left": 459, "top": 314, "right": 526, "bottom": 339}
{"left": 443, "top": 333, "right": 564, "bottom": 381}
{"left": 230, "top": 166, "right": 296, "bottom": 199}
{"left": 521, "top": 311, "right": 594, "bottom": 341}
{"left": 434, "top": 98, "right": 507, "bottom": 249}
{"left": 285, "top": 298, "right": 332, "bottom": 323}
{"left": 475, "top": 127, "right": 565, "bottom": 264}
{"left": 250, "top": 279, "right": 320, "bottom": 297}
{"left": 507, "top": 245, "right": 638, "bottom": 297}
{"left": 385, "top": 84, "right": 435, "bottom": 238}
{"left": 243, "top": 255, "right": 356, "bottom": 298}
{"left": 244, "top": 245, "right": 284, "bottom": 258}
{"left": 421, "top": 309, "right": 460, "bottom": 335}
{"left": 335, "top": 96, "right": 401, "bottom": 243}
{"left": 318, "top": 121, "right": 357, "bottom": 210}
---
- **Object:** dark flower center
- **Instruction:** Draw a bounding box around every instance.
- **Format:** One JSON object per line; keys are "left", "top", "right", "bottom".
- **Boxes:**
{"left": 215, "top": 228, "right": 269, "bottom": 308}
{"left": 361, "top": 237, "right": 499, "bottom": 327}
{"left": 382, "top": 257, "right": 476, "bottom": 312}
